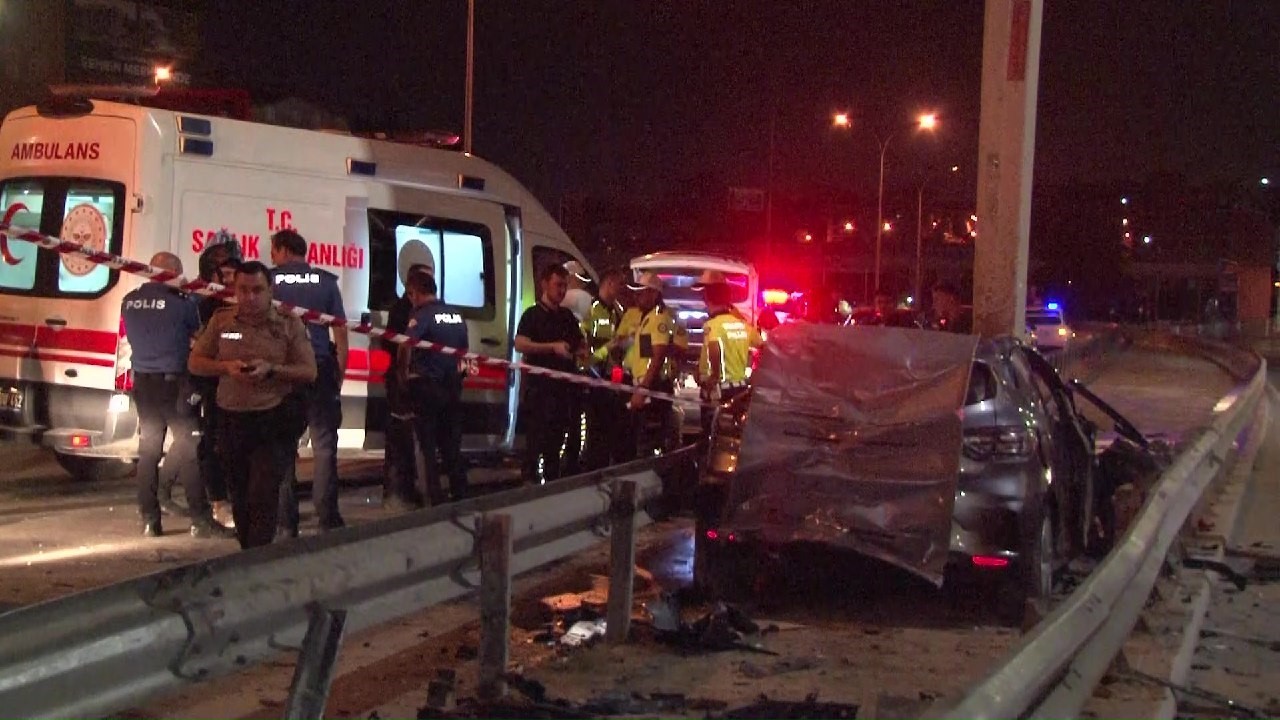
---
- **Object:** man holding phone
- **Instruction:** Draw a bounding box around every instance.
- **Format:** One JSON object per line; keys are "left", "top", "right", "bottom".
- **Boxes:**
{"left": 189, "top": 261, "right": 317, "bottom": 548}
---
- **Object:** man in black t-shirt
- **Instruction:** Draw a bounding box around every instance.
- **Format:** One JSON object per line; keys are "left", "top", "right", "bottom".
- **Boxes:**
{"left": 515, "top": 264, "right": 587, "bottom": 484}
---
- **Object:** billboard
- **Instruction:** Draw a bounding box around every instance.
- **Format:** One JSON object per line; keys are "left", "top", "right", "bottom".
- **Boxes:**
{"left": 64, "top": 0, "right": 199, "bottom": 85}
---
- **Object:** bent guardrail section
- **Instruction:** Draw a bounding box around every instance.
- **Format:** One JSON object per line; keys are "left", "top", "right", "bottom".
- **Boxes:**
{"left": 0, "top": 449, "right": 694, "bottom": 719}
{"left": 934, "top": 341, "right": 1266, "bottom": 720}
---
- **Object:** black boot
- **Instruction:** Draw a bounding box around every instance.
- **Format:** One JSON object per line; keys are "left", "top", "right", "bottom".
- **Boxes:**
{"left": 190, "top": 517, "right": 235, "bottom": 539}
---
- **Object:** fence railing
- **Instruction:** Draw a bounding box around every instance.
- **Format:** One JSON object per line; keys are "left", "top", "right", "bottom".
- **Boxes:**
{"left": 0, "top": 447, "right": 697, "bottom": 719}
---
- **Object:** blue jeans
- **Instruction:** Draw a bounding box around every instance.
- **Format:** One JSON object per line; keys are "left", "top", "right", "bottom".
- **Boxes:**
{"left": 279, "top": 355, "right": 344, "bottom": 531}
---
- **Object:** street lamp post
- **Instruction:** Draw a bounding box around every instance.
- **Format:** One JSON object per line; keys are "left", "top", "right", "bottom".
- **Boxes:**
{"left": 833, "top": 112, "right": 938, "bottom": 292}
{"left": 915, "top": 164, "right": 959, "bottom": 304}
{"left": 875, "top": 136, "right": 889, "bottom": 293}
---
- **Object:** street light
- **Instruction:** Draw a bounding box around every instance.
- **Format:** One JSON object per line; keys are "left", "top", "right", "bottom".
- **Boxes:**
{"left": 832, "top": 110, "right": 940, "bottom": 291}
{"left": 916, "top": 164, "right": 960, "bottom": 304}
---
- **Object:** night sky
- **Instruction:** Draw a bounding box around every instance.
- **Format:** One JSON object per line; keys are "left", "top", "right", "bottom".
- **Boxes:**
{"left": 200, "top": 2, "right": 1280, "bottom": 208}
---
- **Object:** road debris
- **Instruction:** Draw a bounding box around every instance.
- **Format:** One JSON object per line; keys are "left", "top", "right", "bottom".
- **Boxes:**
{"left": 719, "top": 692, "right": 858, "bottom": 719}
{"left": 560, "top": 619, "right": 608, "bottom": 647}
{"left": 737, "top": 656, "right": 823, "bottom": 679}
{"left": 1125, "top": 668, "right": 1270, "bottom": 719}
{"left": 420, "top": 678, "right": 855, "bottom": 719}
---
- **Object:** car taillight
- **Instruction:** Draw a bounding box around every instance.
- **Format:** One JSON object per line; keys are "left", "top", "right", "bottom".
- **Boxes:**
{"left": 113, "top": 315, "right": 133, "bottom": 392}
{"left": 705, "top": 528, "right": 741, "bottom": 543}
{"left": 971, "top": 555, "right": 1010, "bottom": 568}
{"left": 963, "top": 426, "right": 1037, "bottom": 460}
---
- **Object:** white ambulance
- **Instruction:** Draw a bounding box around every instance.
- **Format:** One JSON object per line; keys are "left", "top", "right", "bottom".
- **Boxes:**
{"left": 0, "top": 96, "right": 591, "bottom": 481}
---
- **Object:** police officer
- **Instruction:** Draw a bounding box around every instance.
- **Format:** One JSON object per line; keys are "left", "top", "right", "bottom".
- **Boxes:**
{"left": 581, "top": 268, "right": 629, "bottom": 470}
{"left": 122, "top": 252, "right": 233, "bottom": 539}
{"left": 383, "top": 262, "right": 434, "bottom": 510}
{"left": 188, "top": 261, "right": 317, "bottom": 549}
{"left": 621, "top": 272, "right": 680, "bottom": 460}
{"left": 696, "top": 279, "right": 763, "bottom": 443}
{"left": 269, "top": 229, "right": 348, "bottom": 534}
{"left": 399, "top": 272, "right": 470, "bottom": 504}
{"left": 515, "top": 263, "right": 587, "bottom": 484}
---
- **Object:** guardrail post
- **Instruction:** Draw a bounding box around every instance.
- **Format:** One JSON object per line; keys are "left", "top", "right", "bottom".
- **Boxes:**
{"left": 283, "top": 606, "right": 348, "bottom": 720}
{"left": 607, "top": 478, "right": 639, "bottom": 645}
{"left": 477, "top": 512, "right": 513, "bottom": 700}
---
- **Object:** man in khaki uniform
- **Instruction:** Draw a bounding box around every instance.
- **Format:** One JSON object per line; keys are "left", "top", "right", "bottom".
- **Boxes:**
{"left": 189, "top": 261, "right": 317, "bottom": 549}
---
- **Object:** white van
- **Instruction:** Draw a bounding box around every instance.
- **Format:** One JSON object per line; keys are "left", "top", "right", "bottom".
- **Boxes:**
{"left": 0, "top": 97, "right": 591, "bottom": 480}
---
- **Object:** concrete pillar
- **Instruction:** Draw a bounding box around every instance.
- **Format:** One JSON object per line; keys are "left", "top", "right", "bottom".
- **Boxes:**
{"left": 972, "top": 0, "right": 1044, "bottom": 337}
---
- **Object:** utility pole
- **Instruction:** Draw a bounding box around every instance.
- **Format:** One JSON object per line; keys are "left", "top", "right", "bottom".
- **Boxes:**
{"left": 973, "top": 0, "right": 1044, "bottom": 337}
{"left": 464, "top": 0, "right": 475, "bottom": 154}
{"left": 765, "top": 112, "right": 776, "bottom": 262}
{"left": 875, "top": 136, "right": 890, "bottom": 293}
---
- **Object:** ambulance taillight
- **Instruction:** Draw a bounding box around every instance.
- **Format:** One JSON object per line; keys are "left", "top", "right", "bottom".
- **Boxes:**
{"left": 113, "top": 316, "right": 133, "bottom": 393}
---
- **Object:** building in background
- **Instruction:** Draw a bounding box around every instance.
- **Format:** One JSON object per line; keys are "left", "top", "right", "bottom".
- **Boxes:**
{"left": 1, "top": 0, "right": 200, "bottom": 116}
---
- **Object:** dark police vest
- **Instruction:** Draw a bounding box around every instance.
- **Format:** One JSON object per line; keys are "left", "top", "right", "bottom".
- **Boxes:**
{"left": 406, "top": 300, "right": 470, "bottom": 383}
{"left": 121, "top": 283, "right": 200, "bottom": 374}
{"left": 271, "top": 260, "right": 345, "bottom": 360}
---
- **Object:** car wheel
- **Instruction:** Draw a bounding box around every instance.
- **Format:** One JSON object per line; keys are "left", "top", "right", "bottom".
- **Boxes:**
{"left": 998, "top": 510, "right": 1055, "bottom": 626}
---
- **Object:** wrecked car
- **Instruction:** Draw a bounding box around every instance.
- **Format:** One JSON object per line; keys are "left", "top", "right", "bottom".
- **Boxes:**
{"left": 693, "top": 323, "right": 1155, "bottom": 624}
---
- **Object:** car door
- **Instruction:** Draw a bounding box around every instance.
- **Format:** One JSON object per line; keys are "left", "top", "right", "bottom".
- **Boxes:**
{"left": 1020, "top": 346, "right": 1096, "bottom": 557}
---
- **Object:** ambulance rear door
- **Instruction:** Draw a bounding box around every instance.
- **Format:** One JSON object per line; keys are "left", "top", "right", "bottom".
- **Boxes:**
{"left": 0, "top": 108, "right": 138, "bottom": 443}
{"left": 364, "top": 189, "right": 510, "bottom": 453}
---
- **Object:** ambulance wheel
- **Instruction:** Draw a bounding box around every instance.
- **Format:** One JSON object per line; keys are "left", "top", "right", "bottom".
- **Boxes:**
{"left": 56, "top": 454, "right": 136, "bottom": 483}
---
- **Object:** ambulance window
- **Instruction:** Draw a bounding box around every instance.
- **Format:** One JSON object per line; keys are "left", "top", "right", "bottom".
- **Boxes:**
{"left": 57, "top": 183, "right": 118, "bottom": 294}
{"left": 0, "top": 180, "right": 42, "bottom": 291}
{"left": 532, "top": 247, "right": 575, "bottom": 279}
{"left": 367, "top": 208, "right": 495, "bottom": 319}
{"left": 442, "top": 229, "right": 485, "bottom": 308}
{"left": 394, "top": 225, "right": 442, "bottom": 296}
{"left": 0, "top": 177, "right": 124, "bottom": 299}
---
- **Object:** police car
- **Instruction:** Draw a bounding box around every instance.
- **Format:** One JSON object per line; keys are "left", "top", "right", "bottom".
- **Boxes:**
{"left": 1025, "top": 303, "right": 1074, "bottom": 350}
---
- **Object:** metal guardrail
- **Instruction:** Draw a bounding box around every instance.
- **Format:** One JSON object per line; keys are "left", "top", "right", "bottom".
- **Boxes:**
{"left": 934, "top": 338, "right": 1267, "bottom": 720}
{"left": 0, "top": 447, "right": 696, "bottom": 719}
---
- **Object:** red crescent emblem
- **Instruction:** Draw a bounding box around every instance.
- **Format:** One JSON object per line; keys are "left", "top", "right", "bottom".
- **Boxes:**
{"left": 0, "top": 202, "right": 29, "bottom": 266}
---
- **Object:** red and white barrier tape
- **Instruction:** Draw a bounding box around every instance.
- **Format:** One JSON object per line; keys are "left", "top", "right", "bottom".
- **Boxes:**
{"left": 0, "top": 213, "right": 714, "bottom": 407}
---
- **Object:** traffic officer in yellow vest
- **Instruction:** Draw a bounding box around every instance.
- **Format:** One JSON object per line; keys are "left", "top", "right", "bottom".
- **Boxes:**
{"left": 581, "top": 268, "right": 629, "bottom": 470}
{"left": 619, "top": 271, "right": 681, "bottom": 459}
{"left": 694, "top": 275, "right": 763, "bottom": 443}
